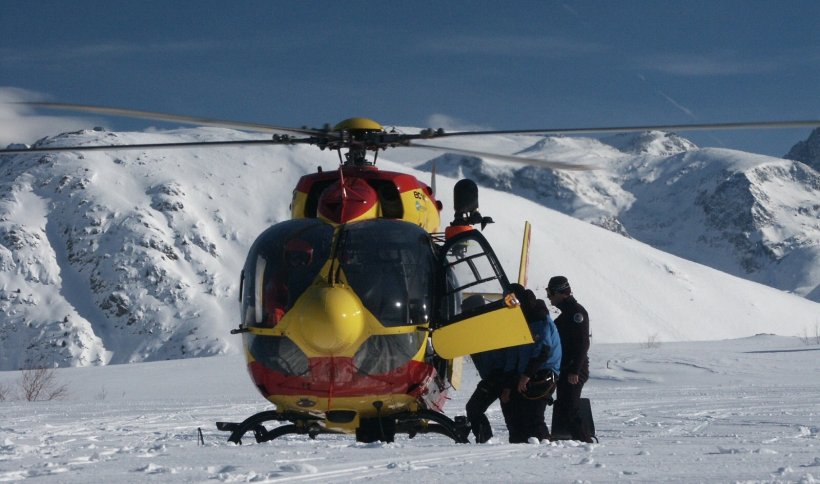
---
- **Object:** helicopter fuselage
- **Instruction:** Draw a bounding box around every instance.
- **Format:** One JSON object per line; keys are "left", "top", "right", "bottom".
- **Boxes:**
{"left": 233, "top": 165, "right": 532, "bottom": 439}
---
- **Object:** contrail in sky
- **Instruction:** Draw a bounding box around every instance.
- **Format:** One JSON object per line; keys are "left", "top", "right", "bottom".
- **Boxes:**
{"left": 656, "top": 90, "right": 697, "bottom": 120}
{"left": 636, "top": 74, "right": 725, "bottom": 147}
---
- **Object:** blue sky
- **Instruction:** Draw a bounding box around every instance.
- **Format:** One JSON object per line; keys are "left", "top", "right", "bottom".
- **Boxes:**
{"left": 2, "top": 0, "right": 819, "bottom": 156}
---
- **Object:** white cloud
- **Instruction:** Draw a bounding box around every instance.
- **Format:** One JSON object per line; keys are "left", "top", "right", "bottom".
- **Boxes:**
{"left": 643, "top": 54, "right": 781, "bottom": 77}
{"left": 425, "top": 114, "right": 490, "bottom": 132}
{"left": 417, "top": 34, "right": 606, "bottom": 58}
{"left": 0, "top": 87, "right": 103, "bottom": 146}
{"left": 0, "top": 40, "right": 226, "bottom": 64}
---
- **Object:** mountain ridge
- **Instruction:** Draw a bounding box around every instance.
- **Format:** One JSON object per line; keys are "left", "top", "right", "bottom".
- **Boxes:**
{"left": 1, "top": 127, "right": 818, "bottom": 370}
{"left": 418, "top": 131, "right": 820, "bottom": 302}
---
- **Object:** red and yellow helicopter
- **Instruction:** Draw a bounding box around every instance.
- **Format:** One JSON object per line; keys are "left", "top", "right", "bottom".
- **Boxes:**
{"left": 3, "top": 103, "right": 818, "bottom": 444}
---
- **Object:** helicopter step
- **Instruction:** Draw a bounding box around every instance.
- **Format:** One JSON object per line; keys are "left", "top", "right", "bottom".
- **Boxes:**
{"left": 216, "top": 409, "right": 471, "bottom": 445}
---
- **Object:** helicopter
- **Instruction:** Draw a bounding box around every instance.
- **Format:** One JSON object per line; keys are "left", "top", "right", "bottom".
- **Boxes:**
{"left": 2, "top": 103, "right": 819, "bottom": 444}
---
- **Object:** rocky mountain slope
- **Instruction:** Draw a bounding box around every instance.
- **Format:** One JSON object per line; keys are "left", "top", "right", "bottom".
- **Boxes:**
{"left": 0, "top": 128, "right": 331, "bottom": 369}
{"left": 419, "top": 130, "right": 820, "bottom": 302}
{"left": 1, "top": 127, "right": 818, "bottom": 370}
{"left": 785, "top": 127, "right": 820, "bottom": 172}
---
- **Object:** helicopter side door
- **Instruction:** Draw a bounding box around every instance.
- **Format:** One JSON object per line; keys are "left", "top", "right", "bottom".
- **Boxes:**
{"left": 431, "top": 229, "right": 533, "bottom": 360}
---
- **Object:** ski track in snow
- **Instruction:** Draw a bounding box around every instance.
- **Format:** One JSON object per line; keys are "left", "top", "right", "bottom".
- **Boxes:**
{"left": 1, "top": 335, "right": 819, "bottom": 482}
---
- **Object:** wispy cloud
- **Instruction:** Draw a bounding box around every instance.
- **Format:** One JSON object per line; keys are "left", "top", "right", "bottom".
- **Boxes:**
{"left": 416, "top": 34, "right": 607, "bottom": 58}
{"left": 425, "top": 114, "right": 491, "bottom": 132}
{"left": 1, "top": 40, "right": 226, "bottom": 63}
{"left": 0, "top": 87, "right": 103, "bottom": 146}
{"left": 641, "top": 53, "right": 782, "bottom": 77}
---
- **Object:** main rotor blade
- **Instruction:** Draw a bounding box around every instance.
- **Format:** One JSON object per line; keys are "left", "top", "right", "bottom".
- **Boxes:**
{"left": 433, "top": 119, "right": 820, "bottom": 139}
{"left": 15, "top": 102, "right": 331, "bottom": 137}
{"left": 0, "top": 138, "right": 316, "bottom": 155}
{"left": 407, "top": 142, "right": 598, "bottom": 171}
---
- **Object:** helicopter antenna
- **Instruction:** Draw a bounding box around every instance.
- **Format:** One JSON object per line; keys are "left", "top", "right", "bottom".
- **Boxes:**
{"left": 338, "top": 165, "right": 348, "bottom": 200}
{"left": 431, "top": 160, "right": 437, "bottom": 195}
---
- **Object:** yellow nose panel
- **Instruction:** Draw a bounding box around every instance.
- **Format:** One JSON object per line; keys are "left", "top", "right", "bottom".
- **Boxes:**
{"left": 295, "top": 285, "right": 366, "bottom": 355}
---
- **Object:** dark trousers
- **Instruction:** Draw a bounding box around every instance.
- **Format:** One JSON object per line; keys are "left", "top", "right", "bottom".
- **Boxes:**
{"left": 500, "top": 391, "right": 550, "bottom": 443}
{"left": 466, "top": 378, "right": 503, "bottom": 443}
{"left": 554, "top": 374, "right": 591, "bottom": 442}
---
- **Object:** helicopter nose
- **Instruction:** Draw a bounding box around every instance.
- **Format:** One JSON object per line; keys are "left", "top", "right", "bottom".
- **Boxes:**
{"left": 295, "top": 285, "right": 366, "bottom": 355}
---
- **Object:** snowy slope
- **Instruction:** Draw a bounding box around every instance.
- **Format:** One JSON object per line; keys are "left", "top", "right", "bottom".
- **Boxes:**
{"left": 475, "top": 185, "right": 820, "bottom": 344}
{"left": 0, "top": 128, "right": 336, "bottom": 369}
{"left": 1, "top": 127, "right": 819, "bottom": 370}
{"left": 786, "top": 127, "right": 820, "bottom": 172}
{"left": 621, "top": 148, "right": 820, "bottom": 301}
{"left": 1, "top": 335, "right": 818, "bottom": 482}
{"left": 414, "top": 130, "right": 820, "bottom": 302}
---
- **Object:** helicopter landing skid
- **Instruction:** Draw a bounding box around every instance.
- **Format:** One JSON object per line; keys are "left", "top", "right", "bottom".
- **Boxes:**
{"left": 393, "top": 410, "right": 471, "bottom": 444}
{"left": 216, "top": 409, "right": 470, "bottom": 445}
{"left": 216, "top": 410, "right": 345, "bottom": 444}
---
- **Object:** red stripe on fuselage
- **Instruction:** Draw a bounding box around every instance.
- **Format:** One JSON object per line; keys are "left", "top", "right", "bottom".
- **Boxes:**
{"left": 249, "top": 357, "right": 439, "bottom": 401}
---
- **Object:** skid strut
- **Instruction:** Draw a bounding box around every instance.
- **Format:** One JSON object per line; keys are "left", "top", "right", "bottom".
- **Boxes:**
{"left": 217, "top": 409, "right": 471, "bottom": 444}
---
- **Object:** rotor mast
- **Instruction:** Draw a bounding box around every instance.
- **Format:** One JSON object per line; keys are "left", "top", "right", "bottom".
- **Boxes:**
{"left": 333, "top": 117, "right": 385, "bottom": 166}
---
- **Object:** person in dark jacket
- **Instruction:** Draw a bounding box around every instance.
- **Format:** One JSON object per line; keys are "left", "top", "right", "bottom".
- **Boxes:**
{"left": 466, "top": 346, "right": 511, "bottom": 443}
{"left": 464, "top": 294, "right": 516, "bottom": 443}
{"left": 500, "top": 289, "right": 562, "bottom": 443}
{"left": 547, "top": 275, "right": 594, "bottom": 443}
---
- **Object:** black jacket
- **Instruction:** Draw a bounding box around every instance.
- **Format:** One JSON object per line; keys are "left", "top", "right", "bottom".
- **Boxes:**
{"left": 554, "top": 296, "right": 590, "bottom": 379}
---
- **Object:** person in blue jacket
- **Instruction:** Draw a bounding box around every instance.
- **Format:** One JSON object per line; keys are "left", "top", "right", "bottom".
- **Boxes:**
{"left": 500, "top": 289, "right": 562, "bottom": 443}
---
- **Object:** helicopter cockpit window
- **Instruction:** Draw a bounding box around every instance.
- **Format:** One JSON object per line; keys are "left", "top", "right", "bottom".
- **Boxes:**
{"left": 241, "top": 219, "right": 334, "bottom": 327}
{"left": 339, "top": 220, "right": 435, "bottom": 327}
{"left": 439, "top": 232, "right": 509, "bottom": 322}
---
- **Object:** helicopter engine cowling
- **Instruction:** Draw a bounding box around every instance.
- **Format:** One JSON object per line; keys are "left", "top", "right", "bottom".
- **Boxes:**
{"left": 317, "top": 177, "right": 379, "bottom": 224}
{"left": 293, "top": 284, "right": 366, "bottom": 355}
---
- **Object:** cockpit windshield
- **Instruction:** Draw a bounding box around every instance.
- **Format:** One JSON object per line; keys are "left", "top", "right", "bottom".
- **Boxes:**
{"left": 241, "top": 218, "right": 436, "bottom": 330}
{"left": 241, "top": 219, "right": 334, "bottom": 327}
{"left": 338, "top": 220, "right": 436, "bottom": 327}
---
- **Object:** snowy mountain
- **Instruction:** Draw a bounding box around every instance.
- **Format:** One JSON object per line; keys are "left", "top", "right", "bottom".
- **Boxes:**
{"left": 785, "top": 127, "right": 820, "bottom": 172}
{"left": 1, "top": 127, "right": 819, "bottom": 370}
{"left": 417, "top": 130, "right": 820, "bottom": 303}
{"left": 0, "top": 128, "right": 334, "bottom": 369}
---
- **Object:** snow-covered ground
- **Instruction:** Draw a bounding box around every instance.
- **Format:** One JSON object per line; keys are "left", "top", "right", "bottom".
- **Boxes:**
{"left": 2, "top": 334, "right": 818, "bottom": 482}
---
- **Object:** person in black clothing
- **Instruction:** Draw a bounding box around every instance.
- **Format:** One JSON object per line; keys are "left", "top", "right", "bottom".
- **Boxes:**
{"left": 464, "top": 294, "right": 513, "bottom": 444}
{"left": 499, "top": 290, "right": 562, "bottom": 443}
{"left": 547, "top": 275, "right": 593, "bottom": 443}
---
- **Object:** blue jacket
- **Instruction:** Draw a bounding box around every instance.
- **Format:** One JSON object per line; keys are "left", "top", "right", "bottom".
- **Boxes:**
{"left": 511, "top": 315, "right": 562, "bottom": 377}
{"left": 472, "top": 315, "right": 561, "bottom": 380}
{"left": 471, "top": 345, "right": 513, "bottom": 380}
